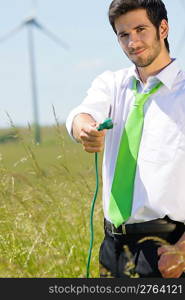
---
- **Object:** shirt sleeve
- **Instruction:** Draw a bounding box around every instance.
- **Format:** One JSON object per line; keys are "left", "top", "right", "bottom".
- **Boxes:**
{"left": 66, "top": 70, "right": 114, "bottom": 139}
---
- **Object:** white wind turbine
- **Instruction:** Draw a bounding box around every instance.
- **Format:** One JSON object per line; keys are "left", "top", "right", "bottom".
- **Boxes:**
{"left": 0, "top": 0, "right": 69, "bottom": 143}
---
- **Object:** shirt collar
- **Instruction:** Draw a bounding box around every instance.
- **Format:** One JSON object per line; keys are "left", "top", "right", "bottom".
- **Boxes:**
{"left": 156, "top": 59, "right": 180, "bottom": 90}
{"left": 127, "top": 59, "right": 181, "bottom": 90}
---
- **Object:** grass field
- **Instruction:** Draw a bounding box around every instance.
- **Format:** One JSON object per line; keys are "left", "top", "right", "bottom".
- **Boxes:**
{"left": 0, "top": 124, "right": 104, "bottom": 278}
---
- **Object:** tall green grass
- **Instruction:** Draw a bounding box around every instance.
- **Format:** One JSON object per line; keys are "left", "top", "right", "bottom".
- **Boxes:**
{"left": 0, "top": 124, "right": 104, "bottom": 277}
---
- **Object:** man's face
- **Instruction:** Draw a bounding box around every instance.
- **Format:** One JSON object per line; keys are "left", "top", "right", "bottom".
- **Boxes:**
{"left": 115, "top": 9, "right": 165, "bottom": 68}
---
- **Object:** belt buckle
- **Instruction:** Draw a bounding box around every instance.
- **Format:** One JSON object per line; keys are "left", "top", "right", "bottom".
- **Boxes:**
{"left": 110, "top": 223, "right": 126, "bottom": 235}
{"left": 111, "top": 223, "right": 121, "bottom": 235}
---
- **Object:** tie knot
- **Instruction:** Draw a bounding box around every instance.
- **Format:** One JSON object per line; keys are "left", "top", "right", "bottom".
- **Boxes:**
{"left": 132, "top": 78, "right": 163, "bottom": 108}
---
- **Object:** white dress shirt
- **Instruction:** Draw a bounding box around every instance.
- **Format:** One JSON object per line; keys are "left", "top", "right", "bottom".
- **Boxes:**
{"left": 66, "top": 59, "right": 185, "bottom": 224}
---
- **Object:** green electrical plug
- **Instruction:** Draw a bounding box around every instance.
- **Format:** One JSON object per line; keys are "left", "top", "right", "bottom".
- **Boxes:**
{"left": 97, "top": 118, "right": 113, "bottom": 131}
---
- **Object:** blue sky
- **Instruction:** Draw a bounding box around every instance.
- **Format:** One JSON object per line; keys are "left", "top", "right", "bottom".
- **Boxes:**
{"left": 0, "top": 0, "right": 185, "bottom": 128}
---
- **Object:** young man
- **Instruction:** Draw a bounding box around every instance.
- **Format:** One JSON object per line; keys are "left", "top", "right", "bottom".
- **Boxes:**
{"left": 66, "top": 0, "right": 185, "bottom": 278}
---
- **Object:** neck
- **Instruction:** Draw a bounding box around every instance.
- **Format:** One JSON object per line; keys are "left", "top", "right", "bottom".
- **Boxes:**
{"left": 137, "top": 51, "right": 172, "bottom": 84}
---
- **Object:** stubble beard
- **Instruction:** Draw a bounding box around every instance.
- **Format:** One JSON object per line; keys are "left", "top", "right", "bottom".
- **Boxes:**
{"left": 126, "top": 36, "right": 162, "bottom": 68}
{"left": 132, "top": 47, "right": 161, "bottom": 68}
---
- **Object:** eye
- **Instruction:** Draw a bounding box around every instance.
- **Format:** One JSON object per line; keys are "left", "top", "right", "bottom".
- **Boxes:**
{"left": 137, "top": 27, "right": 145, "bottom": 33}
{"left": 119, "top": 32, "right": 129, "bottom": 39}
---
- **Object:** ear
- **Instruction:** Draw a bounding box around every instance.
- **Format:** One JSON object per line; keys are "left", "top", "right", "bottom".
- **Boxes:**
{"left": 159, "top": 19, "right": 169, "bottom": 40}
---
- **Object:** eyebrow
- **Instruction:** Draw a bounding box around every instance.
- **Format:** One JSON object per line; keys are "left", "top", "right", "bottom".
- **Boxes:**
{"left": 117, "top": 24, "right": 150, "bottom": 36}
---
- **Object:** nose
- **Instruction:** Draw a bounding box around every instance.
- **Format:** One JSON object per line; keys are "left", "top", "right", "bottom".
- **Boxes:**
{"left": 128, "top": 32, "right": 139, "bottom": 48}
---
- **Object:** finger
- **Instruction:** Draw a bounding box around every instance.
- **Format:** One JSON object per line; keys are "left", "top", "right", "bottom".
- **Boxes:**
{"left": 83, "top": 145, "right": 104, "bottom": 153}
{"left": 82, "top": 143, "right": 104, "bottom": 150}
{"left": 83, "top": 125, "right": 106, "bottom": 137}
{"left": 81, "top": 137, "right": 104, "bottom": 148}
{"left": 79, "top": 131, "right": 105, "bottom": 144}
{"left": 81, "top": 134, "right": 105, "bottom": 143}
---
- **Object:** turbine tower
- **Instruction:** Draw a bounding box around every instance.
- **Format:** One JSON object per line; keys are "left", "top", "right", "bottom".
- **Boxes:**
{"left": 0, "top": 0, "right": 69, "bottom": 143}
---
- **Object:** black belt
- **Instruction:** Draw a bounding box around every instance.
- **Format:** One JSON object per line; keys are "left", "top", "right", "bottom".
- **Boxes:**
{"left": 104, "top": 217, "right": 181, "bottom": 236}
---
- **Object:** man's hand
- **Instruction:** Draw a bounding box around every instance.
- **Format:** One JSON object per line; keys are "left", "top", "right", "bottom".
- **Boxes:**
{"left": 157, "top": 233, "right": 185, "bottom": 278}
{"left": 72, "top": 113, "right": 106, "bottom": 153}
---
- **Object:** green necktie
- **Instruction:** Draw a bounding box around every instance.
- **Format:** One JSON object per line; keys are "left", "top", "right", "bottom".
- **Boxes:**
{"left": 108, "top": 78, "right": 163, "bottom": 228}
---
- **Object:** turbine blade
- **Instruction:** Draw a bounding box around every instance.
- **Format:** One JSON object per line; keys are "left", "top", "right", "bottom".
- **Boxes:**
{"left": 0, "top": 22, "right": 24, "bottom": 43}
{"left": 30, "top": 0, "right": 38, "bottom": 18}
{"left": 34, "top": 20, "right": 69, "bottom": 50}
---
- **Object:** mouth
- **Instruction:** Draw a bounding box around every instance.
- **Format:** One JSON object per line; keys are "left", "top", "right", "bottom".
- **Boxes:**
{"left": 130, "top": 48, "right": 146, "bottom": 56}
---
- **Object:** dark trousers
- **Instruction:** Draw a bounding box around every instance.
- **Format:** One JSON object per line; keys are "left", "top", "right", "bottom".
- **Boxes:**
{"left": 99, "top": 221, "right": 185, "bottom": 278}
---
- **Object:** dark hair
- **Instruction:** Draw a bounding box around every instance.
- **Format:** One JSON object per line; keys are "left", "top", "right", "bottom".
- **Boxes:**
{"left": 108, "top": 0, "right": 170, "bottom": 52}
